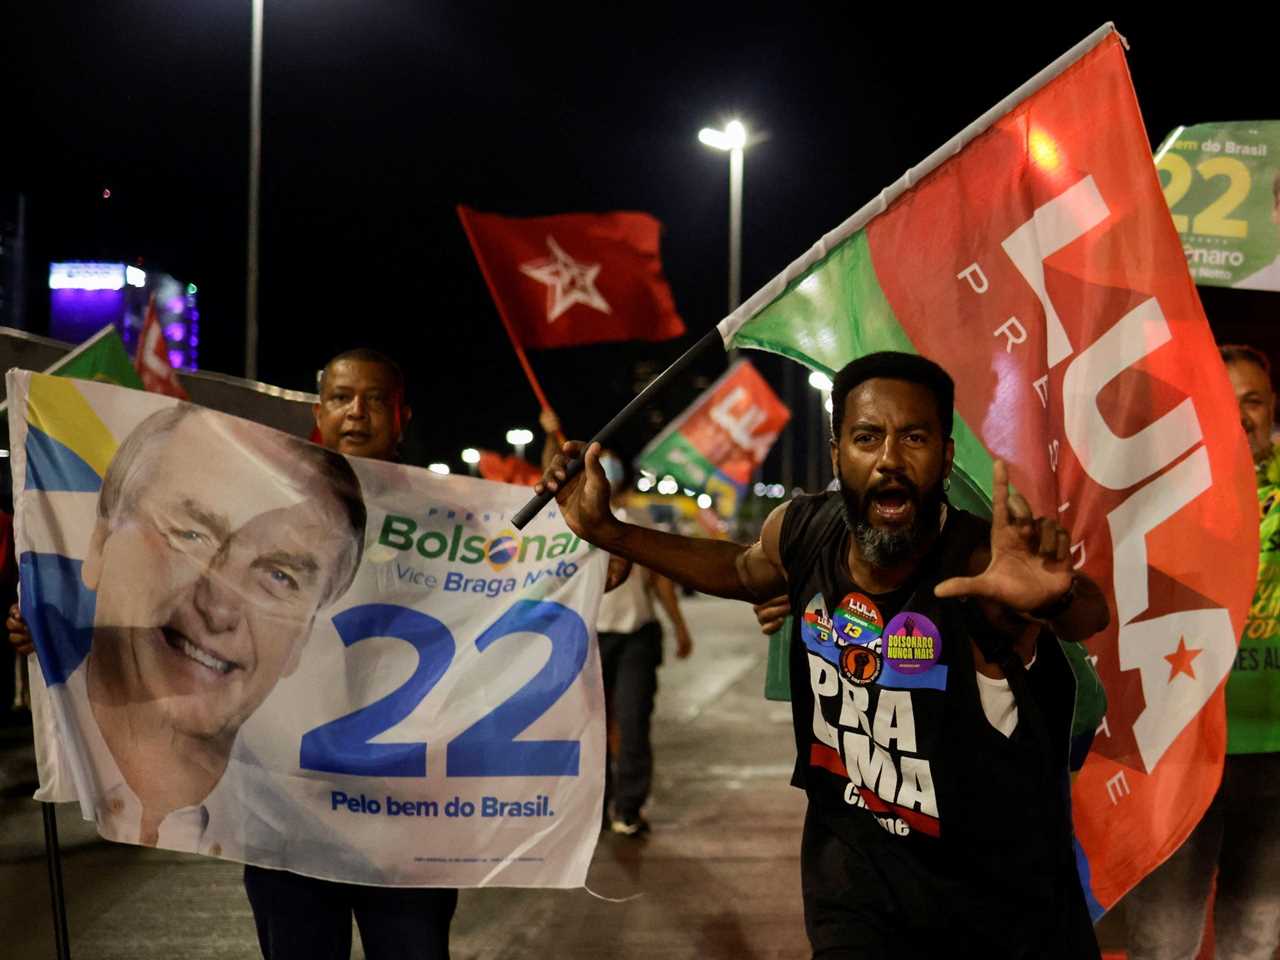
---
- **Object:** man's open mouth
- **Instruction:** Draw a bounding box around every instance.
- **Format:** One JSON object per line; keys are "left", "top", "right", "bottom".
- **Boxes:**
{"left": 162, "top": 628, "right": 236, "bottom": 675}
{"left": 869, "top": 488, "right": 915, "bottom": 522}
{"left": 342, "top": 430, "right": 371, "bottom": 443}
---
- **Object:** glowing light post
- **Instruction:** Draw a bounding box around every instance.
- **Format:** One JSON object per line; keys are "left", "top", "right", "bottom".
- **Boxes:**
{"left": 462, "top": 447, "right": 480, "bottom": 476}
{"left": 506, "top": 428, "right": 533, "bottom": 463}
{"left": 697, "top": 120, "right": 748, "bottom": 314}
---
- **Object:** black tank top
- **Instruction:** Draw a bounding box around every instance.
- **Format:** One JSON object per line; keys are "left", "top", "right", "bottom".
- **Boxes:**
{"left": 780, "top": 492, "right": 1098, "bottom": 958}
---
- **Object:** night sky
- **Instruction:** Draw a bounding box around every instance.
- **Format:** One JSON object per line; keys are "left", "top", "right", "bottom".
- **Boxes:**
{"left": 4, "top": 5, "right": 1279, "bottom": 478}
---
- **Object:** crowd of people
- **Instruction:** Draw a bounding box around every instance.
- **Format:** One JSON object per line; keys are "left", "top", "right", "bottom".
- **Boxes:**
{"left": 4, "top": 340, "right": 1277, "bottom": 959}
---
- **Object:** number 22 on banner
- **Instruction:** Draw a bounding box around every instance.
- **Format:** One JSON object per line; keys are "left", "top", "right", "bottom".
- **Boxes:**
{"left": 1158, "top": 153, "right": 1251, "bottom": 238}
{"left": 299, "top": 599, "right": 589, "bottom": 779}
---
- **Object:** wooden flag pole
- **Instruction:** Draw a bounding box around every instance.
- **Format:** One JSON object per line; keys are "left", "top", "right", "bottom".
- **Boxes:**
{"left": 42, "top": 802, "right": 72, "bottom": 960}
{"left": 512, "top": 327, "right": 723, "bottom": 529}
{"left": 456, "top": 206, "right": 556, "bottom": 414}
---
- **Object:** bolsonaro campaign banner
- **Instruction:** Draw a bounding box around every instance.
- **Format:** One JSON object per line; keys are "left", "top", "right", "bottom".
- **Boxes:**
{"left": 10, "top": 370, "right": 608, "bottom": 888}
{"left": 1154, "top": 120, "right": 1280, "bottom": 291}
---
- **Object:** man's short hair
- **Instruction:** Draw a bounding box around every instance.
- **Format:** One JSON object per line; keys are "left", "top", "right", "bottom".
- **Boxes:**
{"left": 98, "top": 404, "right": 367, "bottom": 605}
{"left": 318, "top": 348, "right": 406, "bottom": 403}
{"left": 829, "top": 352, "right": 955, "bottom": 440}
{"left": 1221, "top": 343, "right": 1273, "bottom": 381}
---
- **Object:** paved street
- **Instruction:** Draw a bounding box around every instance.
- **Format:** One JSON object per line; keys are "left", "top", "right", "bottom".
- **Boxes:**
{"left": 0, "top": 593, "right": 1129, "bottom": 958}
{"left": 1, "top": 595, "right": 812, "bottom": 959}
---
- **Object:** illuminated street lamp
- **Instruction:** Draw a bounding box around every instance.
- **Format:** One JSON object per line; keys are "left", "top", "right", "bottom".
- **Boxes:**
{"left": 506, "top": 428, "right": 534, "bottom": 461}
{"left": 698, "top": 119, "right": 749, "bottom": 313}
{"left": 428, "top": 463, "right": 450, "bottom": 476}
{"left": 461, "top": 447, "right": 480, "bottom": 476}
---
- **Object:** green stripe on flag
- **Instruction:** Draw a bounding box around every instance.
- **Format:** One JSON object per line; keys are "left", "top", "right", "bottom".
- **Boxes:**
{"left": 636, "top": 431, "right": 719, "bottom": 491}
{"left": 727, "top": 232, "right": 994, "bottom": 518}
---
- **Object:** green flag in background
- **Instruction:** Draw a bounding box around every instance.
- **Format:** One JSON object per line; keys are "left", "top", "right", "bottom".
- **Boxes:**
{"left": 46, "top": 325, "right": 144, "bottom": 389}
{"left": 1155, "top": 121, "right": 1280, "bottom": 290}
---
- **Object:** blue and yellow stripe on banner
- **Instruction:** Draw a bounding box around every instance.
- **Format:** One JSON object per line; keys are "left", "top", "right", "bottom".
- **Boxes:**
{"left": 24, "top": 374, "right": 118, "bottom": 493}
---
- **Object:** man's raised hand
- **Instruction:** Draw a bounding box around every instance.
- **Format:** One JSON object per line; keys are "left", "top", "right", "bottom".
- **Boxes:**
{"left": 934, "top": 460, "right": 1073, "bottom": 614}
{"left": 535, "top": 440, "right": 620, "bottom": 546}
{"left": 7, "top": 603, "right": 32, "bottom": 657}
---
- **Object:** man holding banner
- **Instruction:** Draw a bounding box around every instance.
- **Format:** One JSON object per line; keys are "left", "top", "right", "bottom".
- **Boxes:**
{"left": 245, "top": 349, "right": 459, "bottom": 960}
{"left": 539, "top": 351, "right": 1110, "bottom": 957}
{"left": 10, "top": 350, "right": 464, "bottom": 959}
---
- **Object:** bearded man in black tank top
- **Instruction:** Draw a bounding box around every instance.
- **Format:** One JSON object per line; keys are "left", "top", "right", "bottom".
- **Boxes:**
{"left": 538, "top": 351, "right": 1110, "bottom": 960}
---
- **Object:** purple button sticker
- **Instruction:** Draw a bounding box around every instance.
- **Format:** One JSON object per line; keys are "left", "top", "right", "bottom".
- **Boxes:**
{"left": 882, "top": 611, "right": 942, "bottom": 675}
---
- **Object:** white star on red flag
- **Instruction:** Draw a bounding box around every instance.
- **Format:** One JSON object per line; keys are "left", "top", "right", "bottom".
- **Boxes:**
{"left": 519, "top": 235, "right": 612, "bottom": 323}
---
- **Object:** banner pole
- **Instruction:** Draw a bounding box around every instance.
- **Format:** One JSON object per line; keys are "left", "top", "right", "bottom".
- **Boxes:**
{"left": 512, "top": 327, "right": 723, "bottom": 529}
{"left": 456, "top": 206, "right": 556, "bottom": 412}
{"left": 41, "top": 802, "right": 72, "bottom": 960}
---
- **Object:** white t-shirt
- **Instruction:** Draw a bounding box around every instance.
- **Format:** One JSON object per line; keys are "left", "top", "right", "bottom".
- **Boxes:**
{"left": 595, "top": 508, "right": 657, "bottom": 634}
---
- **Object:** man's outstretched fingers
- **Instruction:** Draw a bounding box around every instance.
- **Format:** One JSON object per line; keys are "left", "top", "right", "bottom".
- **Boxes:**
{"left": 934, "top": 575, "right": 984, "bottom": 600}
{"left": 1037, "top": 518, "right": 1058, "bottom": 556}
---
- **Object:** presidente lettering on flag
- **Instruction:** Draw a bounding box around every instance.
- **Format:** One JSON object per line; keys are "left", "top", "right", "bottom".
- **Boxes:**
{"left": 635, "top": 359, "right": 790, "bottom": 517}
{"left": 717, "top": 26, "right": 1256, "bottom": 914}
{"left": 1154, "top": 120, "right": 1280, "bottom": 291}
{"left": 10, "top": 371, "right": 608, "bottom": 888}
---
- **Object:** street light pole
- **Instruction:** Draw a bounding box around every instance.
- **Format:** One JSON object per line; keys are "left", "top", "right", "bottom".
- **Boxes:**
{"left": 245, "top": 0, "right": 263, "bottom": 381}
{"left": 728, "top": 140, "right": 743, "bottom": 312}
{"left": 698, "top": 120, "right": 748, "bottom": 315}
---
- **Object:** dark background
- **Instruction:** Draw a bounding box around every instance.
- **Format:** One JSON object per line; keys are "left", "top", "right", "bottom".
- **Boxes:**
{"left": 2, "top": 4, "right": 1277, "bottom": 474}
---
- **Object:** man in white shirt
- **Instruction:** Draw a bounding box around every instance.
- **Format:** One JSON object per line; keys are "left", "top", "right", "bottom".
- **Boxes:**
{"left": 595, "top": 482, "right": 693, "bottom": 836}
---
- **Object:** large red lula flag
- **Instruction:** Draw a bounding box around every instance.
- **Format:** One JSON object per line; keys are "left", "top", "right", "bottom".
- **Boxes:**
{"left": 718, "top": 24, "right": 1256, "bottom": 914}
{"left": 457, "top": 206, "right": 686, "bottom": 349}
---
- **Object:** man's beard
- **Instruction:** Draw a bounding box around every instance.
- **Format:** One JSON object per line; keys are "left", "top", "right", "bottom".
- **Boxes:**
{"left": 840, "top": 476, "right": 945, "bottom": 569}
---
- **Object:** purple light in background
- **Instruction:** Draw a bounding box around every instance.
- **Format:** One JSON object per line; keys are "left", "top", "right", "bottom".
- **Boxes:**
{"left": 165, "top": 322, "right": 186, "bottom": 342}
{"left": 167, "top": 298, "right": 185, "bottom": 315}
{"left": 169, "top": 349, "right": 184, "bottom": 369}
{"left": 49, "top": 288, "right": 126, "bottom": 342}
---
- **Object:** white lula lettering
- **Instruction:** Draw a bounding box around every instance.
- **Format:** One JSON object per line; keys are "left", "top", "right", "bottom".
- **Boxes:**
{"left": 1002, "top": 174, "right": 1238, "bottom": 775}
{"left": 1001, "top": 174, "right": 1110, "bottom": 369}
{"left": 709, "top": 386, "right": 778, "bottom": 461}
{"left": 1061, "top": 298, "right": 1202, "bottom": 490}
{"left": 1107, "top": 447, "right": 1238, "bottom": 771}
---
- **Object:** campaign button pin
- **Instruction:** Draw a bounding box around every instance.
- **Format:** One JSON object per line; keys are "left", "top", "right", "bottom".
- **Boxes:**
{"left": 800, "top": 593, "right": 835, "bottom": 649}
{"left": 840, "top": 643, "right": 883, "bottom": 686}
{"left": 882, "top": 611, "right": 942, "bottom": 674}
{"left": 833, "top": 591, "right": 884, "bottom": 647}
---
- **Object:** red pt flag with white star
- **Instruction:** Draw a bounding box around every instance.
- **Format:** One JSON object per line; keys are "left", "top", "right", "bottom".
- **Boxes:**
{"left": 457, "top": 206, "right": 686, "bottom": 349}
{"left": 135, "top": 293, "right": 189, "bottom": 400}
